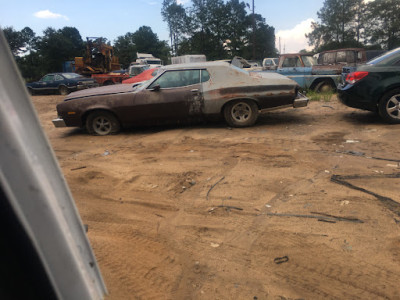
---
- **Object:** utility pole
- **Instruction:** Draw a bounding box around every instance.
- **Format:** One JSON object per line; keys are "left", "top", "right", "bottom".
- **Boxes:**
{"left": 252, "top": 0, "right": 256, "bottom": 60}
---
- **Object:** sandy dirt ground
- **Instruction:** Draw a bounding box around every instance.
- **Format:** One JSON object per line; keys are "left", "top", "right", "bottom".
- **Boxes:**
{"left": 32, "top": 94, "right": 400, "bottom": 299}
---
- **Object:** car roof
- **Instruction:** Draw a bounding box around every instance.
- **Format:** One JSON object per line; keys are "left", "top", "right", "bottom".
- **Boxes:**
{"left": 161, "top": 61, "right": 230, "bottom": 71}
{"left": 47, "top": 73, "right": 78, "bottom": 76}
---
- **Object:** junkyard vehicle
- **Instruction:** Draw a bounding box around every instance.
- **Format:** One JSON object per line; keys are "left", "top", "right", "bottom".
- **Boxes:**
{"left": 135, "top": 53, "right": 163, "bottom": 69}
{"left": 338, "top": 47, "right": 400, "bottom": 124}
{"left": 316, "top": 48, "right": 385, "bottom": 82}
{"left": 75, "top": 37, "right": 128, "bottom": 86}
{"left": 171, "top": 55, "right": 206, "bottom": 64}
{"left": 52, "top": 62, "right": 309, "bottom": 135}
{"left": 262, "top": 58, "right": 278, "bottom": 70}
{"left": 128, "top": 64, "right": 150, "bottom": 77}
{"left": 26, "top": 73, "right": 98, "bottom": 95}
{"left": 340, "top": 49, "right": 386, "bottom": 81}
{"left": 122, "top": 68, "right": 159, "bottom": 84}
{"left": 267, "top": 53, "right": 342, "bottom": 92}
{"left": 231, "top": 56, "right": 262, "bottom": 71}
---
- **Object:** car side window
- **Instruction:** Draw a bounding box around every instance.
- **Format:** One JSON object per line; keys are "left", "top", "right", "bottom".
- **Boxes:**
{"left": 55, "top": 75, "right": 63, "bottom": 81}
{"left": 282, "top": 57, "right": 301, "bottom": 68}
{"left": 149, "top": 70, "right": 201, "bottom": 89}
{"left": 282, "top": 57, "right": 295, "bottom": 67}
{"left": 41, "top": 75, "right": 54, "bottom": 82}
{"left": 336, "top": 51, "right": 347, "bottom": 63}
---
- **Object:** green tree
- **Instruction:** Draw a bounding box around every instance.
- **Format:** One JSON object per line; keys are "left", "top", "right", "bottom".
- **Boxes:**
{"left": 37, "top": 27, "right": 84, "bottom": 73}
{"left": 222, "top": 0, "right": 248, "bottom": 57}
{"left": 161, "top": 0, "right": 187, "bottom": 55}
{"left": 132, "top": 26, "right": 170, "bottom": 63}
{"left": 114, "top": 26, "right": 170, "bottom": 67}
{"left": 3, "top": 26, "right": 36, "bottom": 56}
{"left": 365, "top": 0, "right": 400, "bottom": 50}
{"left": 243, "top": 14, "right": 277, "bottom": 60}
{"left": 306, "top": 0, "right": 366, "bottom": 51}
{"left": 161, "top": 0, "right": 275, "bottom": 60}
{"left": 113, "top": 33, "right": 137, "bottom": 68}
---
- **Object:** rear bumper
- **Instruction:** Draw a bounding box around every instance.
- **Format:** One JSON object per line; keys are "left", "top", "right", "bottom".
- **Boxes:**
{"left": 293, "top": 93, "right": 309, "bottom": 108}
{"left": 337, "top": 85, "right": 377, "bottom": 112}
{"left": 52, "top": 118, "right": 66, "bottom": 127}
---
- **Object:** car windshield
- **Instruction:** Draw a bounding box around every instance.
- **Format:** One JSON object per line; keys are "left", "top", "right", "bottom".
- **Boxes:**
{"left": 63, "top": 73, "right": 81, "bottom": 79}
{"left": 367, "top": 48, "right": 400, "bottom": 65}
{"left": 301, "top": 55, "right": 317, "bottom": 67}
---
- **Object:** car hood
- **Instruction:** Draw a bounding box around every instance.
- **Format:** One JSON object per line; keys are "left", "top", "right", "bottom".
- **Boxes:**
{"left": 64, "top": 84, "right": 138, "bottom": 100}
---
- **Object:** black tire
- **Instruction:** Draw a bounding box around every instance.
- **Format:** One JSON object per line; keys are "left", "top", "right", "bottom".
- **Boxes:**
{"left": 27, "top": 87, "right": 34, "bottom": 95}
{"left": 86, "top": 111, "right": 121, "bottom": 135}
{"left": 223, "top": 100, "right": 259, "bottom": 127}
{"left": 378, "top": 88, "right": 400, "bottom": 124}
{"left": 59, "top": 85, "right": 69, "bottom": 95}
{"left": 103, "top": 81, "right": 114, "bottom": 86}
{"left": 315, "top": 80, "right": 334, "bottom": 93}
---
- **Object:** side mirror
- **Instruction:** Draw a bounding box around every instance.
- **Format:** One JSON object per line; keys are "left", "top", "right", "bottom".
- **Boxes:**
{"left": 151, "top": 84, "right": 161, "bottom": 92}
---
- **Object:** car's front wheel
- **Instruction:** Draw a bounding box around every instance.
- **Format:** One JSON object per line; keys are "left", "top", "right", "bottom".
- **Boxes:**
{"left": 223, "top": 100, "right": 259, "bottom": 127}
{"left": 59, "top": 86, "right": 69, "bottom": 95}
{"left": 27, "top": 87, "right": 34, "bottom": 95}
{"left": 378, "top": 89, "right": 400, "bottom": 124}
{"left": 86, "top": 111, "right": 121, "bottom": 135}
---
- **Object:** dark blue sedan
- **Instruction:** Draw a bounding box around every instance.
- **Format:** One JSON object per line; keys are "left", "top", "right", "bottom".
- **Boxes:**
{"left": 26, "top": 73, "right": 98, "bottom": 95}
{"left": 338, "top": 47, "right": 400, "bottom": 123}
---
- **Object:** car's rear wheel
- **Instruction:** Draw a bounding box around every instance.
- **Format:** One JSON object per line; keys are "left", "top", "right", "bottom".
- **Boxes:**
{"left": 86, "top": 111, "right": 121, "bottom": 135}
{"left": 223, "top": 100, "right": 259, "bottom": 127}
{"left": 59, "top": 86, "right": 69, "bottom": 95}
{"left": 378, "top": 88, "right": 400, "bottom": 124}
{"left": 315, "top": 80, "right": 335, "bottom": 93}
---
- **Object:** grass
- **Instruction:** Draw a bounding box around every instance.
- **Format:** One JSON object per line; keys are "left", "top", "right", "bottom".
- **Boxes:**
{"left": 304, "top": 89, "right": 335, "bottom": 102}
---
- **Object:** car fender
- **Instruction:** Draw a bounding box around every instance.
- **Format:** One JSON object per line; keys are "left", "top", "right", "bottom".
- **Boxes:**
{"left": 81, "top": 105, "right": 119, "bottom": 123}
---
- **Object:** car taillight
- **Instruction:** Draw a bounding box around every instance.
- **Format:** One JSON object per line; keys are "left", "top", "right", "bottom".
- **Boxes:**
{"left": 345, "top": 71, "right": 369, "bottom": 84}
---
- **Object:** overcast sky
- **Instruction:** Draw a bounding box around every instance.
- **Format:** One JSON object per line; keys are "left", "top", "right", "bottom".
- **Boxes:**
{"left": 1, "top": 0, "right": 368, "bottom": 55}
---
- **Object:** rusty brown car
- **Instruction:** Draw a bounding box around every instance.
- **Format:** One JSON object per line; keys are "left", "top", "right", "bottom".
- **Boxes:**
{"left": 52, "top": 62, "right": 309, "bottom": 135}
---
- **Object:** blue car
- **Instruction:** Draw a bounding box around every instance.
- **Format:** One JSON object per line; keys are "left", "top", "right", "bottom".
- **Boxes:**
{"left": 26, "top": 73, "right": 98, "bottom": 95}
{"left": 338, "top": 47, "right": 400, "bottom": 124}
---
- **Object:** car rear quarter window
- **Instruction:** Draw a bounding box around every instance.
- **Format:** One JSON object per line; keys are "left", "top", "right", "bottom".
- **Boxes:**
{"left": 201, "top": 70, "right": 210, "bottom": 83}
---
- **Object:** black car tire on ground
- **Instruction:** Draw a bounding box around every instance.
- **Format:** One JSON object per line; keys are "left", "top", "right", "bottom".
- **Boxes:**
{"left": 27, "top": 87, "right": 34, "bottom": 95}
{"left": 59, "top": 86, "right": 69, "bottom": 95}
{"left": 223, "top": 100, "right": 259, "bottom": 127}
{"left": 378, "top": 88, "right": 400, "bottom": 124}
{"left": 315, "top": 80, "right": 335, "bottom": 93}
{"left": 86, "top": 111, "right": 121, "bottom": 135}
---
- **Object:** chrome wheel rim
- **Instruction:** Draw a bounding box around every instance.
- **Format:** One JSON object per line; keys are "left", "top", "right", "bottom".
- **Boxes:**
{"left": 386, "top": 94, "right": 400, "bottom": 120}
{"left": 93, "top": 116, "right": 112, "bottom": 135}
{"left": 231, "top": 102, "right": 252, "bottom": 123}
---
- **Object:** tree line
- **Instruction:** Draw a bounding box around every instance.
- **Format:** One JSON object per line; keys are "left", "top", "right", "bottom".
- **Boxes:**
{"left": 307, "top": 0, "right": 400, "bottom": 52}
{"left": 160, "top": 0, "right": 276, "bottom": 60}
{"left": 3, "top": 25, "right": 169, "bottom": 82}
{"left": 3, "top": 0, "right": 400, "bottom": 82}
